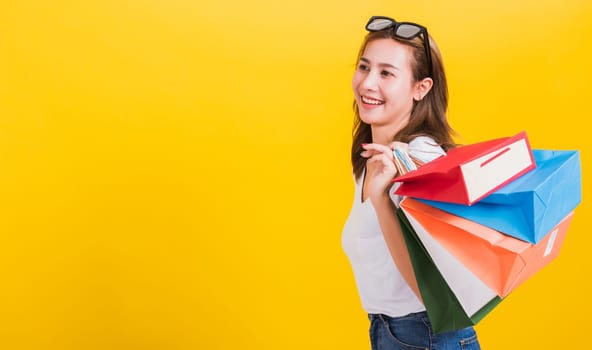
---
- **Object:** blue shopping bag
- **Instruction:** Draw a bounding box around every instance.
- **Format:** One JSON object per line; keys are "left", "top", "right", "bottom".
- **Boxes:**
{"left": 419, "top": 150, "right": 581, "bottom": 243}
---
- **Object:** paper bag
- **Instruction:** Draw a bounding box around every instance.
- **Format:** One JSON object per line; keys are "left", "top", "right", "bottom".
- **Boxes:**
{"left": 397, "top": 209, "right": 502, "bottom": 334}
{"left": 394, "top": 132, "right": 535, "bottom": 205}
{"left": 419, "top": 150, "right": 581, "bottom": 243}
{"left": 401, "top": 198, "right": 573, "bottom": 297}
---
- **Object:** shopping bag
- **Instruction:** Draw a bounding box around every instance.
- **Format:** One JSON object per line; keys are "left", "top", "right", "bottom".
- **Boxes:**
{"left": 394, "top": 132, "right": 535, "bottom": 205}
{"left": 402, "top": 203, "right": 499, "bottom": 312}
{"left": 401, "top": 198, "right": 573, "bottom": 297}
{"left": 396, "top": 208, "right": 502, "bottom": 334}
{"left": 419, "top": 149, "right": 581, "bottom": 243}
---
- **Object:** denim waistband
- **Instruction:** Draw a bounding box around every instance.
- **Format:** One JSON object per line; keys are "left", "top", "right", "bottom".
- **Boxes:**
{"left": 368, "top": 311, "right": 428, "bottom": 321}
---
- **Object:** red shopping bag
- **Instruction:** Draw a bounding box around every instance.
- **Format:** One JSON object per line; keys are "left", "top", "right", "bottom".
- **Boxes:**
{"left": 394, "top": 132, "right": 535, "bottom": 205}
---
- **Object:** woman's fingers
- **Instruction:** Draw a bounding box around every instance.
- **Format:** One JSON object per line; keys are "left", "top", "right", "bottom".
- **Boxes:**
{"left": 361, "top": 143, "right": 396, "bottom": 159}
{"left": 362, "top": 143, "right": 393, "bottom": 153}
{"left": 366, "top": 152, "right": 394, "bottom": 167}
{"left": 365, "top": 152, "right": 397, "bottom": 200}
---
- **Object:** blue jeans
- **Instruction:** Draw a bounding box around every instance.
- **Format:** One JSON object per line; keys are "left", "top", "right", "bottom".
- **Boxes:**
{"left": 368, "top": 312, "right": 480, "bottom": 350}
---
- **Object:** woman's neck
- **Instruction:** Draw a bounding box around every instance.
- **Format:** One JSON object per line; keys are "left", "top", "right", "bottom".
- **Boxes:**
{"left": 371, "top": 117, "right": 410, "bottom": 145}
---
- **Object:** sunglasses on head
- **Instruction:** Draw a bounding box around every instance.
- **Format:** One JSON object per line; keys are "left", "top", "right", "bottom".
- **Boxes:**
{"left": 365, "top": 16, "right": 433, "bottom": 78}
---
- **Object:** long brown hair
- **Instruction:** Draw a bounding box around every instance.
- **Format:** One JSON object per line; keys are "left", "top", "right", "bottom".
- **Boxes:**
{"left": 351, "top": 29, "right": 456, "bottom": 180}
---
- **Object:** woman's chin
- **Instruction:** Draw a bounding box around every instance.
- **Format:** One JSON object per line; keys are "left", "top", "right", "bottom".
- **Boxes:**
{"left": 359, "top": 111, "right": 383, "bottom": 125}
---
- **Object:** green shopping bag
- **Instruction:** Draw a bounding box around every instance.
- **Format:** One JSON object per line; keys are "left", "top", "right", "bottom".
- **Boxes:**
{"left": 397, "top": 209, "right": 502, "bottom": 333}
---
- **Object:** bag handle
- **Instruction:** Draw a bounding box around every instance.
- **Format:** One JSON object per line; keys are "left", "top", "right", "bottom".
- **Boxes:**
{"left": 480, "top": 147, "right": 511, "bottom": 167}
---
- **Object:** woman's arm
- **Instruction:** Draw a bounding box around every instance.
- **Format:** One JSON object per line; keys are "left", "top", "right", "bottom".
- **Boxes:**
{"left": 361, "top": 143, "right": 422, "bottom": 301}
{"left": 371, "top": 193, "right": 421, "bottom": 300}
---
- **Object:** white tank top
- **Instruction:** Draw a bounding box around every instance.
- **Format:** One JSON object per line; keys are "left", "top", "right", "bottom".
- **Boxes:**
{"left": 341, "top": 136, "right": 446, "bottom": 317}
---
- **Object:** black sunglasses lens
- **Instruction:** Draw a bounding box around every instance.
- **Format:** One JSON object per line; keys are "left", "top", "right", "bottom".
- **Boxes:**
{"left": 395, "top": 24, "right": 422, "bottom": 38}
{"left": 367, "top": 18, "right": 394, "bottom": 31}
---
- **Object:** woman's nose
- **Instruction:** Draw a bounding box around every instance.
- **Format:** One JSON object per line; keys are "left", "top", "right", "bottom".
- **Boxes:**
{"left": 361, "top": 71, "right": 378, "bottom": 90}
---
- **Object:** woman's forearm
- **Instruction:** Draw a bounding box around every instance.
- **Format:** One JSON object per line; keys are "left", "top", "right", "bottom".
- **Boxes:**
{"left": 371, "top": 193, "right": 422, "bottom": 302}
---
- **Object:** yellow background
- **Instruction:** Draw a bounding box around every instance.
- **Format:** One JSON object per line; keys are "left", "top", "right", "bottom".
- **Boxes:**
{"left": 1, "top": 0, "right": 590, "bottom": 349}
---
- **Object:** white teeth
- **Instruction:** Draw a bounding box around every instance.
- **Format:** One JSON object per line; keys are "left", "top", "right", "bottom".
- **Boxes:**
{"left": 362, "top": 96, "right": 384, "bottom": 105}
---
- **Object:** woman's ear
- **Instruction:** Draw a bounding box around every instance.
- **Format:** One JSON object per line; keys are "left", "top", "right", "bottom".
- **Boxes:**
{"left": 413, "top": 77, "right": 434, "bottom": 101}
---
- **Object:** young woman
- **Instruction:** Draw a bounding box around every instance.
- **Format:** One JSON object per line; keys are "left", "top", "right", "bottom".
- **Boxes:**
{"left": 342, "top": 16, "right": 481, "bottom": 349}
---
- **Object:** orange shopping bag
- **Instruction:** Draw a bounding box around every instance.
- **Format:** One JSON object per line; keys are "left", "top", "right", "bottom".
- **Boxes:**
{"left": 400, "top": 198, "right": 573, "bottom": 297}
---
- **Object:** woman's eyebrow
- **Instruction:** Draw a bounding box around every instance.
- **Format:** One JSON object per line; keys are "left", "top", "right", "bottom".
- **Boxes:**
{"left": 360, "top": 57, "right": 399, "bottom": 70}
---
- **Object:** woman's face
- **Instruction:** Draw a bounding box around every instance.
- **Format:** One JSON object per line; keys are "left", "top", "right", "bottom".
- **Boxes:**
{"left": 352, "top": 38, "right": 420, "bottom": 129}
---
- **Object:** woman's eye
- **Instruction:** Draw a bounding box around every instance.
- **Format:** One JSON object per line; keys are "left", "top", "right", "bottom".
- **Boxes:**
{"left": 358, "top": 63, "right": 369, "bottom": 71}
{"left": 381, "top": 70, "right": 393, "bottom": 77}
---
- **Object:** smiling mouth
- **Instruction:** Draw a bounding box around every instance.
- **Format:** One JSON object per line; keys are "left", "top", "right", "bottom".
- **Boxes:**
{"left": 361, "top": 96, "right": 384, "bottom": 105}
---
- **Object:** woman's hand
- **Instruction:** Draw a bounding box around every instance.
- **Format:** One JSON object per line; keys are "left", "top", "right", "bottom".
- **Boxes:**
{"left": 361, "top": 142, "right": 401, "bottom": 204}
